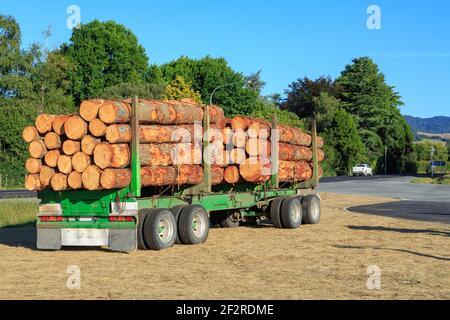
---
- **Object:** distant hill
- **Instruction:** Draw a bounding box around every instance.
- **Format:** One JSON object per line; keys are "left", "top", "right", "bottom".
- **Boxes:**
{"left": 404, "top": 115, "right": 450, "bottom": 134}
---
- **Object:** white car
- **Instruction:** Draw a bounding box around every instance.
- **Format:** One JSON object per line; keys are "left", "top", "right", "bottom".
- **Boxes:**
{"left": 352, "top": 164, "right": 373, "bottom": 176}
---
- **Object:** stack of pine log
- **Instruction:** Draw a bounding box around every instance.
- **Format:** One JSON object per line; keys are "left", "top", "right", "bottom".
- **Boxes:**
{"left": 23, "top": 98, "right": 324, "bottom": 192}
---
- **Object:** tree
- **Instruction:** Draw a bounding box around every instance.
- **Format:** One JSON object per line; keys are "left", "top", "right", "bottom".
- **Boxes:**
{"left": 159, "top": 56, "right": 260, "bottom": 116}
{"left": 99, "top": 82, "right": 165, "bottom": 100}
{"left": 336, "top": 57, "right": 413, "bottom": 173}
{"left": 322, "top": 109, "right": 367, "bottom": 175}
{"left": 249, "top": 97, "right": 305, "bottom": 129}
{"left": 61, "top": 20, "right": 149, "bottom": 103}
{"left": 281, "top": 76, "right": 339, "bottom": 119}
{"left": 163, "top": 76, "right": 202, "bottom": 103}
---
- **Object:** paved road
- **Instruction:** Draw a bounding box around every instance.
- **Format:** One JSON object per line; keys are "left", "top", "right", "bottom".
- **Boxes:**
{"left": 320, "top": 175, "right": 450, "bottom": 224}
{"left": 0, "top": 190, "right": 36, "bottom": 200}
{"left": 320, "top": 175, "right": 450, "bottom": 202}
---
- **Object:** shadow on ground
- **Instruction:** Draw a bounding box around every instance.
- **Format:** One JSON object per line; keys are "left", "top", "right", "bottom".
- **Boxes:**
{"left": 347, "top": 201, "right": 450, "bottom": 224}
{"left": 0, "top": 224, "right": 36, "bottom": 249}
{"left": 348, "top": 225, "right": 450, "bottom": 237}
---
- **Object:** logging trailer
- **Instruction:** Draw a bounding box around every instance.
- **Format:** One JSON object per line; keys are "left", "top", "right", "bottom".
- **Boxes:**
{"left": 36, "top": 97, "right": 322, "bottom": 252}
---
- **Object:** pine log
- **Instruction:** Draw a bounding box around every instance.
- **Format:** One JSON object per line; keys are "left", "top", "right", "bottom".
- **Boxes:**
{"left": 93, "top": 143, "right": 130, "bottom": 169}
{"left": 278, "top": 161, "right": 313, "bottom": 182}
{"left": 248, "top": 120, "right": 271, "bottom": 139}
{"left": 204, "top": 141, "right": 224, "bottom": 165}
{"left": 51, "top": 173, "right": 68, "bottom": 191}
{"left": 223, "top": 127, "right": 234, "bottom": 146}
{"left": 57, "top": 155, "right": 73, "bottom": 175}
{"left": 68, "top": 171, "right": 83, "bottom": 190}
{"left": 215, "top": 150, "right": 230, "bottom": 167}
{"left": 81, "top": 135, "right": 101, "bottom": 155}
{"left": 239, "top": 157, "right": 272, "bottom": 183}
{"left": 89, "top": 119, "right": 107, "bottom": 137}
{"left": 223, "top": 166, "right": 241, "bottom": 184}
{"left": 39, "top": 166, "right": 55, "bottom": 187}
{"left": 232, "top": 130, "right": 247, "bottom": 148}
{"left": 279, "top": 143, "right": 312, "bottom": 161}
{"left": 29, "top": 140, "right": 47, "bottom": 159}
{"left": 43, "top": 132, "right": 61, "bottom": 150}
{"left": 25, "top": 174, "right": 42, "bottom": 191}
{"left": 44, "top": 150, "right": 60, "bottom": 168}
{"left": 82, "top": 165, "right": 102, "bottom": 190}
{"left": 246, "top": 139, "right": 271, "bottom": 157}
{"left": 98, "top": 99, "right": 224, "bottom": 125}
{"left": 141, "top": 166, "right": 202, "bottom": 186}
{"left": 64, "top": 115, "right": 88, "bottom": 140}
{"left": 22, "top": 126, "right": 39, "bottom": 143}
{"left": 79, "top": 99, "right": 105, "bottom": 122}
{"left": 211, "top": 165, "right": 224, "bottom": 184}
{"left": 72, "top": 152, "right": 91, "bottom": 173}
{"left": 231, "top": 116, "right": 253, "bottom": 131}
{"left": 25, "top": 158, "right": 42, "bottom": 174}
{"left": 62, "top": 140, "right": 81, "bottom": 156}
{"left": 52, "top": 115, "right": 72, "bottom": 135}
{"left": 229, "top": 148, "right": 246, "bottom": 165}
{"left": 100, "top": 168, "right": 131, "bottom": 189}
{"left": 35, "top": 114, "right": 56, "bottom": 134}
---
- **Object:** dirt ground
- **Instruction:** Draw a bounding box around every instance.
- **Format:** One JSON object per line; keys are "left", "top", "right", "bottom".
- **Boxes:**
{"left": 0, "top": 192, "right": 449, "bottom": 300}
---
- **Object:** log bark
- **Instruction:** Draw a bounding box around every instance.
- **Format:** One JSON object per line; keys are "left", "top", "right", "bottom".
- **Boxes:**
{"left": 140, "top": 165, "right": 202, "bottom": 186}
{"left": 98, "top": 99, "right": 224, "bottom": 125}
{"left": 81, "top": 135, "right": 101, "bottom": 155}
{"left": 79, "top": 99, "right": 104, "bottom": 122}
{"left": 223, "top": 166, "right": 241, "bottom": 184}
{"left": 223, "top": 127, "right": 234, "bottom": 146}
{"left": 35, "top": 114, "right": 56, "bottom": 134}
{"left": 93, "top": 143, "right": 130, "bottom": 169}
{"left": 211, "top": 165, "right": 224, "bottom": 185}
{"left": 279, "top": 143, "right": 312, "bottom": 161}
{"left": 64, "top": 115, "right": 88, "bottom": 140}
{"left": 22, "top": 126, "right": 39, "bottom": 143}
{"left": 25, "top": 174, "right": 42, "bottom": 191}
{"left": 278, "top": 161, "right": 313, "bottom": 182}
{"left": 62, "top": 140, "right": 81, "bottom": 156}
{"left": 57, "top": 155, "right": 73, "bottom": 175}
{"left": 239, "top": 157, "right": 272, "bottom": 183}
{"left": 51, "top": 173, "right": 68, "bottom": 191}
{"left": 44, "top": 150, "right": 60, "bottom": 168}
{"left": 82, "top": 165, "right": 102, "bottom": 190}
{"left": 29, "top": 140, "right": 47, "bottom": 159}
{"left": 140, "top": 143, "right": 202, "bottom": 166}
{"left": 246, "top": 139, "right": 271, "bottom": 157}
{"left": 43, "top": 132, "right": 61, "bottom": 150}
{"left": 100, "top": 168, "right": 131, "bottom": 189}
{"left": 89, "top": 119, "right": 107, "bottom": 137}
{"left": 25, "top": 158, "right": 42, "bottom": 174}
{"left": 72, "top": 152, "right": 91, "bottom": 173}
{"left": 68, "top": 171, "right": 83, "bottom": 190}
{"left": 39, "top": 166, "right": 55, "bottom": 187}
{"left": 52, "top": 115, "right": 72, "bottom": 135}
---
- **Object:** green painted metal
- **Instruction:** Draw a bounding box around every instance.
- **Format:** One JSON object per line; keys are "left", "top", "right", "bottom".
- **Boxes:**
{"left": 130, "top": 96, "right": 141, "bottom": 197}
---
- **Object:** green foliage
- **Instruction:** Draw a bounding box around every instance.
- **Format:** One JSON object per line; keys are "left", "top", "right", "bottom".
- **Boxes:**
{"left": 61, "top": 20, "right": 149, "bottom": 103}
{"left": 336, "top": 57, "right": 413, "bottom": 173}
{"left": 159, "top": 56, "right": 260, "bottom": 116}
{"left": 99, "top": 82, "right": 165, "bottom": 100}
{"left": 413, "top": 141, "right": 448, "bottom": 162}
{"left": 163, "top": 76, "right": 202, "bottom": 103}
{"left": 248, "top": 98, "right": 305, "bottom": 129}
{"left": 322, "top": 109, "right": 367, "bottom": 175}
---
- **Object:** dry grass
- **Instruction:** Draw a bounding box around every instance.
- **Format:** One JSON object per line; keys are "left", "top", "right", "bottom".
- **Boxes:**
{"left": 0, "top": 192, "right": 448, "bottom": 300}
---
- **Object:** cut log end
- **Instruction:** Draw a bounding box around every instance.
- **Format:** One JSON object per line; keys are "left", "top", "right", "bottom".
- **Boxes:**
{"left": 81, "top": 135, "right": 101, "bottom": 155}
{"left": 79, "top": 99, "right": 104, "bottom": 122}
{"left": 51, "top": 173, "right": 68, "bottom": 191}
{"left": 82, "top": 165, "right": 102, "bottom": 190}
{"left": 68, "top": 171, "right": 83, "bottom": 190}
{"left": 25, "top": 158, "right": 42, "bottom": 174}
{"left": 89, "top": 119, "right": 107, "bottom": 137}
{"left": 223, "top": 166, "right": 240, "bottom": 184}
{"left": 62, "top": 140, "right": 81, "bottom": 156}
{"left": 64, "top": 115, "right": 88, "bottom": 140}
{"left": 39, "top": 166, "right": 55, "bottom": 187}
{"left": 44, "top": 132, "right": 61, "bottom": 150}
{"left": 72, "top": 152, "right": 91, "bottom": 173}
{"left": 22, "top": 126, "right": 39, "bottom": 143}
{"left": 100, "top": 169, "right": 131, "bottom": 189}
{"left": 25, "top": 174, "right": 42, "bottom": 191}
{"left": 44, "top": 150, "right": 60, "bottom": 168}
{"left": 29, "top": 140, "right": 47, "bottom": 159}
{"left": 35, "top": 114, "right": 56, "bottom": 134}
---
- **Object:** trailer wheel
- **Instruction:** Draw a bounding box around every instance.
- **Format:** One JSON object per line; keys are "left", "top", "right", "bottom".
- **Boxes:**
{"left": 302, "top": 195, "right": 321, "bottom": 224}
{"left": 280, "top": 196, "right": 302, "bottom": 229}
{"left": 179, "top": 205, "right": 209, "bottom": 245}
{"left": 143, "top": 209, "right": 177, "bottom": 250}
{"left": 219, "top": 212, "right": 240, "bottom": 228}
{"left": 137, "top": 209, "right": 150, "bottom": 250}
{"left": 170, "top": 205, "right": 186, "bottom": 244}
{"left": 270, "top": 197, "right": 284, "bottom": 228}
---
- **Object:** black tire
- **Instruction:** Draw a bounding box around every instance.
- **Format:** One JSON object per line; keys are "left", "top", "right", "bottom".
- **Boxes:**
{"left": 179, "top": 205, "right": 209, "bottom": 245}
{"left": 143, "top": 209, "right": 177, "bottom": 250}
{"left": 280, "top": 196, "right": 302, "bottom": 229}
{"left": 219, "top": 212, "right": 240, "bottom": 228}
{"left": 170, "top": 205, "right": 186, "bottom": 244}
{"left": 302, "top": 195, "right": 321, "bottom": 224}
{"left": 270, "top": 197, "right": 284, "bottom": 228}
{"left": 137, "top": 209, "right": 150, "bottom": 250}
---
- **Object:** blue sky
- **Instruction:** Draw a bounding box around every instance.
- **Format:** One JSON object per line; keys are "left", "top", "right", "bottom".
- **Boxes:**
{"left": 2, "top": 0, "right": 450, "bottom": 117}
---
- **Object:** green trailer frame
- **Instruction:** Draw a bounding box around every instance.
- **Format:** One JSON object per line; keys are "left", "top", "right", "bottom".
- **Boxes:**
{"left": 36, "top": 97, "right": 320, "bottom": 252}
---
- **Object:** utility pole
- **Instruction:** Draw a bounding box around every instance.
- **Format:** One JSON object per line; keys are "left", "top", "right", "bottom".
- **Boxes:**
{"left": 430, "top": 146, "right": 435, "bottom": 177}
{"left": 384, "top": 146, "right": 387, "bottom": 175}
